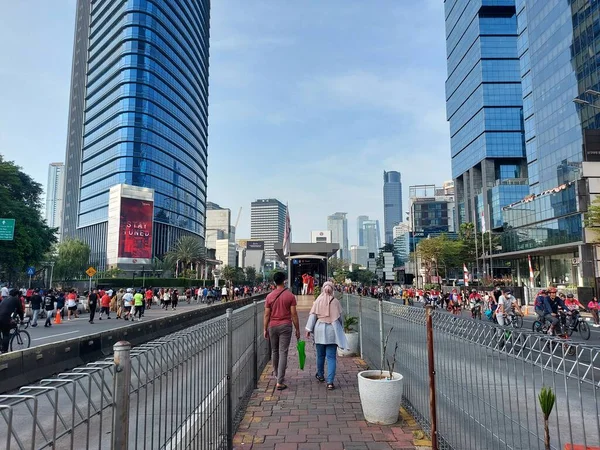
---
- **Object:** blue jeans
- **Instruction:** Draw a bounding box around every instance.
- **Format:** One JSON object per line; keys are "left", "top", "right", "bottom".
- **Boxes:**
{"left": 32, "top": 309, "right": 40, "bottom": 326}
{"left": 316, "top": 343, "right": 337, "bottom": 384}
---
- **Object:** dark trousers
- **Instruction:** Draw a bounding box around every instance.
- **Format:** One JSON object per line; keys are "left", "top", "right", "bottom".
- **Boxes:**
{"left": 1, "top": 322, "right": 11, "bottom": 353}
{"left": 89, "top": 303, "right": 97, "bottom": 322}
{"left": 269, "top": 324, "right": 293, "bottom": 384}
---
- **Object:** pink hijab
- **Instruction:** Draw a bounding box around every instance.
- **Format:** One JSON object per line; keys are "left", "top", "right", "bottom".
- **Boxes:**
{"left": 310, "top": 281, "right": 341, "bottom": 324}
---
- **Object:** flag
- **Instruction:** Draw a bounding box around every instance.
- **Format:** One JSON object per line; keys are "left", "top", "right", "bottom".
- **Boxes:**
{"left": 528, "top": 255, "right": 534, "bottom": 287}
{"left": 283, "top": 205, "right": 291, "bottom": 256}
{"left": 481, "top": 211, "right": 486, "bottom": 233}
{"left": 463, "top": 264, "right": 469, "bottom": 287}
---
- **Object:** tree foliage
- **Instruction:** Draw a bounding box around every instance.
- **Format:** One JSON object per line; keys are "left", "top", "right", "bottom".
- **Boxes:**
{"left": 165, "top": 235, "right": 205, "bottom": 271}
{"left": 245, "top": 266, "right": 257, "bottom": 285}
{"left": 0, "top": 156, "right": 57, "bottom": 283}
{"left": 54, "top": 239, "right": 91, "bottom": 281}
{"left": 417, "top": 234, "right": 463, "bottom": 281}
{"left": 585, "top": 196, "right": 600, "bottom": 242}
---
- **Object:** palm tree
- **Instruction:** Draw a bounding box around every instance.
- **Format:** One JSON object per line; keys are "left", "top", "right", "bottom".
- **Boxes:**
{"left": 538, "top": 386, "right": 556, "bottom": 450}
{"left": 165, "top": 236, "right": 206, "bottom": 276}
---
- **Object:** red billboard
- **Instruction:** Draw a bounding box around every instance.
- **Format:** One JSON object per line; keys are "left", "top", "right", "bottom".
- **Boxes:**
{"left": 118, "top": 197, "right": 153, "bottom": 259}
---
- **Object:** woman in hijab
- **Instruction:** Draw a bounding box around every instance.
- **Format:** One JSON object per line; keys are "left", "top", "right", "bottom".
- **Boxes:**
{"left": 305, "top": 281, "right": 348, "bottom": 390}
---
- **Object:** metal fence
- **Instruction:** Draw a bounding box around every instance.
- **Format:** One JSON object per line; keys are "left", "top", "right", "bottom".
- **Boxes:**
{"left": 348, "top": 294, "right": 600, "bottom": 450}
{"left": 0, "top": 301, "right": 269, "bottom": 450}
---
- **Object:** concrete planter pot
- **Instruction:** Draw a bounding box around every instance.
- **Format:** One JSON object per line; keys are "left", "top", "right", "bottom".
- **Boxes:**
{"left": 338, "top": 331, "right": 359, "bottom": 357}
{"left": 357, "top": 370, "right": 404, "bottom": 425}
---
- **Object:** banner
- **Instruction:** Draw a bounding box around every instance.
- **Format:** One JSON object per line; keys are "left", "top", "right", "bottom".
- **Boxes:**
{"left": 118, "top": 197, "right": 153, "bottom": 259}
{"left": 463, "top": 264, "right": 469, "bottom": 287}
{"left": 283, "top": 205, "right": 291, "bottom": 256}
{"left": 528, "top": 255, "right": 534, "bottom": 287}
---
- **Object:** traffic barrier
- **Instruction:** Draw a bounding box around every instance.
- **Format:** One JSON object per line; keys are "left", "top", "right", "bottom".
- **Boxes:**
{"left": 0, "top": 294, "right": 266, "bottom": 394}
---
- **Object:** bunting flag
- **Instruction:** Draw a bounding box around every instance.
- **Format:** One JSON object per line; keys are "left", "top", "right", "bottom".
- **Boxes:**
{"left": 283, "top": 205, "right": 291, "bottom": 256}
{"left": 463, "top": 264, "right": 469, "bottom": 287}
{"left": 528, "top": 255, "right": 534, "bottom": 287}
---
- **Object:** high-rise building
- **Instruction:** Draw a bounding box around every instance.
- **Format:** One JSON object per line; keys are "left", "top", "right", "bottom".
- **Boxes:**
{"left": 357, "top": 215, "right": 369, "bottom": 246}
{"left": 327, "top": 212, "right": 349, "bottom": 260}
{"left": 205, "top": 204, "right": 231, "bottom": 251}
{"left": 497, "top": 0, "right": 600, "bottom": 288}
{"left": 350, "top": 245, "right": 369, "bottom": 268}
{"left": 409, "top": 184, "right": 456, "bottom": 234}
{"left": 383, "top": 171, "right": 403, "bottom": 244}
{"left": 362, "top": 219, "right": 381, "bottom": 258}
{"left": 444, "top": 1, "right": 529, "bottom": 232}
{"left": 250, "top": 199, "right": 286, "bottom": 262}
{"left": 61, "top": 0, "right": 210, "bottom": 269}
{"left": 45, "top": 163, "right": 65, "bottom": 236}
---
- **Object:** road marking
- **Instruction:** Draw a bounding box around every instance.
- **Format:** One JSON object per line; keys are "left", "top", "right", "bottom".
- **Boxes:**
{"left": 32, "top": 331, "right": 80, "bottom": 341}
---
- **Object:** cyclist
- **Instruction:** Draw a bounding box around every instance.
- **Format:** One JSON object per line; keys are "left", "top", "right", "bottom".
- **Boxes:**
{"left": 496, "top": 289, "right": 519, "bottom": 326}
{"left": 0, "top": 288, "right": 25, "bottom": 353}
{"left": 564, "top": 293, "right": 585, "bottom": 324}
{"left": 539, "top": 287, "right": 568, "bottom": 335}
{"left": 534, "top": 289, "right": 548, "bottom": 318}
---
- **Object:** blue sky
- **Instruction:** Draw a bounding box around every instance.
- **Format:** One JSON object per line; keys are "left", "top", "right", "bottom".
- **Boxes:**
{"left": 0, "top": 0, "right": 451, "bottom": 246}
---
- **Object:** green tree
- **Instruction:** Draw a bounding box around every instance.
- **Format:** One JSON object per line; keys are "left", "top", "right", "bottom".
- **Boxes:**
{"left": 328, "top": 257, "right": 349, "bottom": 277}
{"left": 54, "top": 239, "right": 91, "bottom": 281}
{"left": 256, "top": 273, "right": 264, "bottom": 284}
{"left": 585, "top": 197, "right": 600, "bottom": 242}
{"left": 245, "top": 266, "right": 257, "bottom": 285}
{"left": 355, "top": 269, "right": 377, "bottom": 286}
{"left": 165, "top": 235, "right": 205, "bottom": 274}
{"left": 222, "top": 265, "right": 237, "bottom": 284}
{"left": 417, "top": 234, "right": 463, "bottom": 282}
{"left": 458, "top": 222, "right": 476, "bottom": 264}
{"left": 0, "top": 157, "right": 57, "bottom": 283}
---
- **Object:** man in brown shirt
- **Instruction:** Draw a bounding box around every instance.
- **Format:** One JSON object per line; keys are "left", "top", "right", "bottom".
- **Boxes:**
{"left": 264, "top": 271, "right": 300, "bottom": 390}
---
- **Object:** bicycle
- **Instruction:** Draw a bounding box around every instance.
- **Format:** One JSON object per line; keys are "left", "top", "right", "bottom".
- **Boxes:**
{"left": 564, "top": 310, "right": 591, "bottom": 340}
{"left": 8, "top": 317, "right": 31, "bottom": 352}
{"left": 532, "top": 312, "right": 576, "bottom": 356}
{"left": 504, "top": 311, "right": 523, "bottom": 329}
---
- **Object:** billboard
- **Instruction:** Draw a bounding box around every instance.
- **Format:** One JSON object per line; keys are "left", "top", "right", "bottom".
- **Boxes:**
{"left": 118, "top": 197, "right": 153, "bottom": 260}
{"left": 247, "top": 240, "right": 264, "bottom": 250}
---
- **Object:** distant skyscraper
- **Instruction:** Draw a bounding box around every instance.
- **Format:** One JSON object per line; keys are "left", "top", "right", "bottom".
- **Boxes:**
{"left": 350, "top": 245, "right": 368, "bottom": 267}
{"left": 383, "top": 171, "right": 403, "bottom": 245}
{"left": 46, "top": 163, "right": 65, "bottom": 236}
{"left": 327, "top": 212, "right": 349, "bottom": 260}
{"left": 362, "top": 219, "right": 381, "bottom": 257}
{"left": 357, "top": 215, "right": 368, "bottom": 246}
{"left": 61, "top": 0, "right": 211, "bottom": 268}
{"left": 251, "top": 199, "right": 286, "bottom": 262}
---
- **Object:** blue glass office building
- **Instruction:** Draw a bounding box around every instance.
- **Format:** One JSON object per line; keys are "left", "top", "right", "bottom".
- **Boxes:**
{"left": 499, "top": 0, "right": 600, "bottom": 288}
{"left": 383, "top": 171, "right": 403, "bottom": 245}
{"left": 444, "top": 0, "right": 528, "bottom": 244}
{"left": 61, "top": 0, "right": 210, "bottom": 268}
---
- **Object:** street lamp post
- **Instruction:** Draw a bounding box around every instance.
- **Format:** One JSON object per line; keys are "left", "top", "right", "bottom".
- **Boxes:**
{"left": 406, "top": 203, "right": 418, "bottom": 288}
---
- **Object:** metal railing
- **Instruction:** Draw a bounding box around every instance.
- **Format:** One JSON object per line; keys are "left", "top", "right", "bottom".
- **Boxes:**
{"left": 348, "top": 294, "right": 600, "bottom": 450}
{"left": 0, "top": 301, "right": 269, "bottom": 450}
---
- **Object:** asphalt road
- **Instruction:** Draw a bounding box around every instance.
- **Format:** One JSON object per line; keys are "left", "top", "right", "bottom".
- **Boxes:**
{"left": 21, "top": 300, "right": 214, "bottom": 349}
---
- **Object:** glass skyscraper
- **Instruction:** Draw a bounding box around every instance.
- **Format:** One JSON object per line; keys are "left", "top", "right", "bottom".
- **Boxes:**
{"left": 383, "top": 171, "right": 403, "bottom": 245}
{"left": 500, "top": 0, "right": 600, "bottom": 288}
{"left": 61, "top": 0, "right": 210, "bottom": 268}
{"left": 444, "top": 0, "right": 529, "bottom": 235}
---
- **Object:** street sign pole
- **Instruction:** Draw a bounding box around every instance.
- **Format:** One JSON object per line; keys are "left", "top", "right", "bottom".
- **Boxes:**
{"left": 89, "top": 276, "right": 92, "bottom": 294}
{"left": 29, "top": 274, "right": 32, "bottom": 289}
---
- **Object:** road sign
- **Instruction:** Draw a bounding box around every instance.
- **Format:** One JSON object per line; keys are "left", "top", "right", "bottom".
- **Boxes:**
{"left": 0, "top": 219, "right": 16, "bottom": 241}
{"left": 26, "top": 266, "right": 35, "bottom": 276}
{"left": 86, "top": 266, "right": 97, "bottom": 277}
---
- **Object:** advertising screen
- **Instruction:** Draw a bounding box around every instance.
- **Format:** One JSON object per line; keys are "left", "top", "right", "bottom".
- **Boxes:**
{"left": 247, "top": 240, "right": 265, "bottom": 250}
{"left": 118, "top": 197, "right": 153, "bottom": 259}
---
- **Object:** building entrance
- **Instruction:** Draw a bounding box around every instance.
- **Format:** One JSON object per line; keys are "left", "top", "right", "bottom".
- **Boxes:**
{"left": 290, "top": 258, "right": 327, "bottom": 295}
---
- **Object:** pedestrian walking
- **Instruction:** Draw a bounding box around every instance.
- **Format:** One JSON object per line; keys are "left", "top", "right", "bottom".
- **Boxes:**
{"left": 30, "top": 289, "right": 43, "bottom": 327}
{"left": 134, "top": 290, "right": 144, "bottom": 321}
{"left": 66, "top": 290, "right": 79, "bottom": 320}
{"left": 305, "top": 281, "right": 348, "bottom": 390}
{"left": 264, "top": 272, "right": 301, "bottom": 391}
{"left": 171, "top": 289, "right": 178, "bottom": 310}
{"left": 588, "top": 297, "right": 600, "bottom": 327}
{"left": 122, "top": 288, "right": 134, "bottom": 321}
{"left": 99, "top": 290, "right": 111, "bottom": 320}
{"left": 43, "top": 289, "right": 56, "bottom": 327}
{"left": 88, "top": 288, "right": 98, "bottom": 324}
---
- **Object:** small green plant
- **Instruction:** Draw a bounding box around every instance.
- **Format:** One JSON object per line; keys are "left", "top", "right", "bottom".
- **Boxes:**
{"left": 313, "top": 286, "right": 321, "bottom": 299}
{"left": 538, "top": 386, "right": 556, "bottom": 450}
{"left": 380, "top": 327, "right": 398, "bottom": 380}
{"left": 343, "top": 315, "right": 358, "bottom": 333}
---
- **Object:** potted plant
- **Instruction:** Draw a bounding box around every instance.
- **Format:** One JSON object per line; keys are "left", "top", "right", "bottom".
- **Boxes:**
{"left": 338, "top": 315, "right": 359, "bottom": 357}
{"left": 538, "top": 386, "right": 556, "bottom": 450}
{"left": 357, "top": 328, "right": 404, "bottom": 425}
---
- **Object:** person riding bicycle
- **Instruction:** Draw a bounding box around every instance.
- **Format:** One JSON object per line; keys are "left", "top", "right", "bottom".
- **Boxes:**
{"left": 0, "top": 288, "right": 25, "bottom": 353}
{"left": 534, "top": 289, "right": 548, "bottom": 318}
{"left": 539, "top": 287, "right": 568, "bottom": 335}
{"left": 564, "top": 293, "right": 585, "bottom": 323}
{"left": 496, "top": 289, "right": 519, "bottom": 326}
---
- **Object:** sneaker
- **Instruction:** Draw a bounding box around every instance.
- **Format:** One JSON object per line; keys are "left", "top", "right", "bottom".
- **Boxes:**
{"left": 593, "top": 324, "right": 600, "bottom": 328}
{"left": 99, "top": 317, "right": 102, "bottom": 320}
{"left": 68, "top": 318, "right": 71, "bottom": 321}
{"left": 107, "top": 317, "right": 111, "bottom": 319}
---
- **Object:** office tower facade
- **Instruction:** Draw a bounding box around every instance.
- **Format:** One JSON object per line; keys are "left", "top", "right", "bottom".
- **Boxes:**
{"left": 61, "top": 0, "right": 211, "bottom": 268}
{"left": 206, "top": 205, "right": 232, "bottom": 251}
{"left": 350, "top": 245, "right": 369, "bottom": 268}
{"left": 409, "top": 185, "right": 456, "bottom": 234}
{"left": 327, "top": 212, "right": 349, "bottom": 260}
{"left": 357, "top": 215, "right": 368, "bottom": 246}
{"left": 362, "top": 219, "right": 381, "bottom": 257}
{"left": 383, "top": 171, "right": 403, "bottom": 244}
{"left": 498, "top": 0, "right": 600, "bottom": 288}
{"left": 46, "top": 163, "right": 65, "bottom": 236}
{"left": 250, "top": 199, "right": 286, "bottom": 262}
{"left": 444, "top": 0, "right": 528, "bottom": 233}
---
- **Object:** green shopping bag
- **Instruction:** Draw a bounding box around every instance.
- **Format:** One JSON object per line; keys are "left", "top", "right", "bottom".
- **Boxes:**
{"left": 297, "top": 340, "right": 306, "bottom": 370}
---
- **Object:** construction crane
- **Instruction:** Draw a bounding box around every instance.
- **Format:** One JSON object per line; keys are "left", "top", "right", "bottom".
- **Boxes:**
{"left": 234, "top": 207, "right": 242, "bottom": 230}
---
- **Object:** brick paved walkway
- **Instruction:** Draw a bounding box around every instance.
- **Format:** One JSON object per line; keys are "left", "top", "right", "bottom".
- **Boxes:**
{"left": 234, "top": 310, "right": 429, "bottom": 450}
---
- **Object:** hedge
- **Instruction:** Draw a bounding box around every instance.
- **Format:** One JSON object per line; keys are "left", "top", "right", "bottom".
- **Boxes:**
{"left": 96, "top": 277, "right": 226, "bottom": 289}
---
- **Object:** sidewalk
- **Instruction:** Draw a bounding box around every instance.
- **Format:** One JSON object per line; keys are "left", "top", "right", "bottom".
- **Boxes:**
{"left": 234, "top": 302, "right": 429, "bottom": 450}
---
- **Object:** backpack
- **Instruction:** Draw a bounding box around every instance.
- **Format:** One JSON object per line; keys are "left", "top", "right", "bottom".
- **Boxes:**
{"left": 534, "top": 295, "right": 545, "bottom": 309}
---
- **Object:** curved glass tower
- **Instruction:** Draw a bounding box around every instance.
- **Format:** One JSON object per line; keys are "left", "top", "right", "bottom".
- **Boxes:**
{"left": 62, "top": 0, "right": 210, "bottom": 267}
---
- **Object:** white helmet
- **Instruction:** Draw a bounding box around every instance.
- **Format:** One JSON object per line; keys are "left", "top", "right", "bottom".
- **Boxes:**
{"left": 126, "top": 288, "right": 132, "bottom": 293}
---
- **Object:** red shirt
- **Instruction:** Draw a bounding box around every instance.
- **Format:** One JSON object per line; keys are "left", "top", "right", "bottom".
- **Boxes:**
{"left": 266, "top": 288, "right": 297, "bottom": 328}
{"left": 101, "top": 294, "right": 111, "bottom": 308}
{"left": 145, "top": 290, "right": 153, "bottom": 300}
